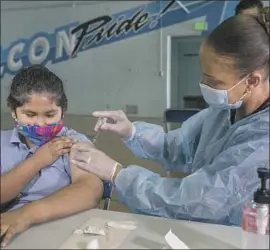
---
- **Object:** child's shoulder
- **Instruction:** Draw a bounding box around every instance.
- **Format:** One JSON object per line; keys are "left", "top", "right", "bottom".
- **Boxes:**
{"left": 59, "top": 127, "right": 91, "bottom": 142}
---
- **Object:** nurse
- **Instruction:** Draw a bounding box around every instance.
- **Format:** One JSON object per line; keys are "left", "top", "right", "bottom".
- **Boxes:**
{"left": 70, "top": 7, "right": 270, "bottom": 226}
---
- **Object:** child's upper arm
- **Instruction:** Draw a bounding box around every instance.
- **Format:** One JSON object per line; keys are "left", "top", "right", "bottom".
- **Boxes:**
{"left": 61, "top": 128, "right": 103, "bottom": 198}
{"left": 70, "top": 163, "right": 100, "bottom": 183}
{"left": 61, "top": 128, "right": 92, "bottom": 178}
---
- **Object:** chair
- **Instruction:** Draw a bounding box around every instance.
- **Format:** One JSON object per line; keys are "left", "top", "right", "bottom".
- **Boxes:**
{"left": 163, "top": 108, "right": 201, "bottom": 133}
{"left": 163, "top": 108, "right": 201, "bottom": 177}
{"left": 102, "top": 182, "right": 114, "bottom": 210}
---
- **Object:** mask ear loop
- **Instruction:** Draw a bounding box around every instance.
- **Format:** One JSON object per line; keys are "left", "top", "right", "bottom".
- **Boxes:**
{"left": 227, "top": 74, "right": 250, "bottom": 92}
{"left": 12, "top": 112, "right": 20, "bottom": 125}
{"left": 11, "top": 110, "right": 17, "bottom": 120}
{"left": 239, "top": 77, "right": 252, "bottom": 101}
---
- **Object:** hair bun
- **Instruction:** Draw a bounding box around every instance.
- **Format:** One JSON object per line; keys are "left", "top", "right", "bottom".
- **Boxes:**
{"left": 258, "top": 7, "right": 270, "bottom": 35}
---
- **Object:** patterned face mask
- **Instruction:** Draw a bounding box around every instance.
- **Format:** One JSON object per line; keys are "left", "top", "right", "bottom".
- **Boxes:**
{"left": 15, "top": 119, "right": 64, "bottom": 146}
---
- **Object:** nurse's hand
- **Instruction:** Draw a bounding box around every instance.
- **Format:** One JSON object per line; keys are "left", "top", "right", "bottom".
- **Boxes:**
{"left": 70, "top": 142, "right": 122, "bottom": 182}
{"left": 92, "top": 110, "right": 133, "bottom": 140}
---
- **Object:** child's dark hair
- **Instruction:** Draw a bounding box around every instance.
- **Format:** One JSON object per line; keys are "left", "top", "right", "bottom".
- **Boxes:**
{"left": 7, "top": 65, "right": 68, "bottom": 112}
{"left": 235, "top": 0, "right": 263, "bottom": 15}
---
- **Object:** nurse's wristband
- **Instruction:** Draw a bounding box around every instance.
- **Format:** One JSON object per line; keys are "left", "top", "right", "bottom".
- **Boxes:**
{"left": 122, "top": 124, "right": 136, "bottom": 142}
{"left": 111, "top": 162, "right": 124, "bottom": 184}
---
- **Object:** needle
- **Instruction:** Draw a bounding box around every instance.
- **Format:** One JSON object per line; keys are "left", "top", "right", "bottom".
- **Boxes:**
{"left": 92, "top": 131, "right": 101, "bottom": 145}
{"left": 92, "top": 117, "right": 108, "bottom": 145}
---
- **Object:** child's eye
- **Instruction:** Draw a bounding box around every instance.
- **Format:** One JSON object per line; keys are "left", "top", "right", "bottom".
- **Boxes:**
{"left": 46, "top": 114, "right": 55, "bottom": 118}
{"left": 26, "top": 113, "right": 36, "bottom": 117}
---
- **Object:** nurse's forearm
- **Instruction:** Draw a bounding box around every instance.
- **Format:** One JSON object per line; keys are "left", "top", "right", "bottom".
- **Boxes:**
{"left": 124, "top": 122, "right": 165, "bottom": 163}
{"left": 0, "top": 157, "right": 43, "bottom": 204}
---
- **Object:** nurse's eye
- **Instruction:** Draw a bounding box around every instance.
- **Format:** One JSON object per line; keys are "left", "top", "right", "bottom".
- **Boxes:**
{"left": 207, "top": 81, "right": 217, "bottom": 87}
{"left": 204, "top": 80, "right": 223, "bottom": 88}
{"left": 202, "top": 74, "right": 224, "bottom": 87}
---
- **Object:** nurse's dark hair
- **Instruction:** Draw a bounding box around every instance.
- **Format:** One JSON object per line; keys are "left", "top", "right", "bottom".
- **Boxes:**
{"left": 7, "top": 65, "right": 68, "bottom": 111}
{"left": 235, "top": 0, "right": 263, "bottom": 15}
{"left": 206, "top": 7, "right": 269, "bottom": 79}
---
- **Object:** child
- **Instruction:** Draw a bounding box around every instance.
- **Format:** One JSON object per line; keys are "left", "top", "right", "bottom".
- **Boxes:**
{"left": 0, "top": 65, "right": 103, "bottom": 247}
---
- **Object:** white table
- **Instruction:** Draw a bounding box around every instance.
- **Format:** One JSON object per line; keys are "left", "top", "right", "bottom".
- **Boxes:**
{"left": 5, "top": 209, "right": 268, "bottom": 249}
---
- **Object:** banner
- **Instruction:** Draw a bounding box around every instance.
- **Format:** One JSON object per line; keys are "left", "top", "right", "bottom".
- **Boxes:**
{"left": 1, "top": 0, "right": 237, "bottom": 78}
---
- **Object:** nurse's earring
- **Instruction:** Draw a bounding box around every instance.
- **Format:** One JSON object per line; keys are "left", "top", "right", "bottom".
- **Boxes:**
{"left": 241, "top": 86, "right": 252, "bottom": 100}
{"left": 244, "top": 83, "right": 252, "bottom": 95}
{"left": 243, "top": 76, "right": 255, "bottom": 97}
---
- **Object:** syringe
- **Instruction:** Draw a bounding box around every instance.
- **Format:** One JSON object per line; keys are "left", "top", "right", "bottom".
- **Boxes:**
{"left": 92, "top": 117, "right": 108, "bottom": 145}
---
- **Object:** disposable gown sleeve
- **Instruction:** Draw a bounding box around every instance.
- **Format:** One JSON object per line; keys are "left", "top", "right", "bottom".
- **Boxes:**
{"left": 115, "top": 138, "right": 269, "bottom": 226}
{"left": 124, "top": 109, "right": 208, "bottom": 172}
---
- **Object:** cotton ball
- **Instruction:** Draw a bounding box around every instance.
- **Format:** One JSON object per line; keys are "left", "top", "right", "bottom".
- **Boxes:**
{"left": 87, "top": 238, "right": 100, "bottom": 249}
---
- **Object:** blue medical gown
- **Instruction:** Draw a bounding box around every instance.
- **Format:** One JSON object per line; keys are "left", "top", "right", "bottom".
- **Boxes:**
{"left": 114, "top": 107, "right": 269, "bottom": 226}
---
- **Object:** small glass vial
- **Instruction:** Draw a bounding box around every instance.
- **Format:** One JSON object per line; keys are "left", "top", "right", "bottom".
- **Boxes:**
{"left": 241, "top": 167, "right": 269, "bottom": 249}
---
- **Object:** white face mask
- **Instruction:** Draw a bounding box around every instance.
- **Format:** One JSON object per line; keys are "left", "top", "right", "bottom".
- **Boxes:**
{"left": 199, "top": 75, "right": 249, "bottom": 109}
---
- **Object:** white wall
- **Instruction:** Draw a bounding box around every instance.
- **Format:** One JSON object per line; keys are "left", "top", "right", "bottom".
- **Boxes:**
{"left": 0, "top": 1, "right": 206, "bottom": 118}
{"left": 1, "top": 1, "right": 240, "bottom": 117}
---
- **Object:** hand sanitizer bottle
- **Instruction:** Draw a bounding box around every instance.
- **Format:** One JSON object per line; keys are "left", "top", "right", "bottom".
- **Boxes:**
{"left": 241, "top": 167, "right": 269, "bottom": 248}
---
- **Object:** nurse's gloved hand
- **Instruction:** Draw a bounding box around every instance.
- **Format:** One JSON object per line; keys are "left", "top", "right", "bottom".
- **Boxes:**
{"left": 92, "top": 110, "right": 133, "bottom": 140}
{"left": 70, "top": 142, "right": 119, "bottom": 182}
